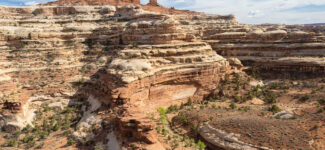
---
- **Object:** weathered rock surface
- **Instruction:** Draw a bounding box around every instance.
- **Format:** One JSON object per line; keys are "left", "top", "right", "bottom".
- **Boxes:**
{"left": 0, "top": 1, "right": 324, "bottom": 149}
{"left": 0, "top": 4, "right": 234, "bottom": 149}
{"left": 199, "top": 122, "right": 271, "bottom": 150}
{"left": 200, "top": 23, "right": 325, "bottom": 76}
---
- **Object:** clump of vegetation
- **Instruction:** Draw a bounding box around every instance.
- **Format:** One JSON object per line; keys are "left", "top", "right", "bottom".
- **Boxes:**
{"left": 263, "top": 90, "right": 277, "bottom": 104}
{"left": 238, "top": 106, "right": 251, "bottom": 112}
{"left": 0, "top": 102, "right": 83, "bottom": 149}
{"left": 166, "top": 105, "right": 178, "bottom": 114}
{"left": 6, "top": 140, "right": 18, "bottom": 147}
{"left": 158, "top": 107, "right": 168, "bottom": 125}
{"left": 318, "top": 99, "right": 325, "bottom": 105}
{"left": 185, "top": 98, "right": 193, "bottom": 106}
{"left": 197, "top": 140, "right": 206, "bottom": 150}
{"left": 229, "top": 102, "right": 237, "bottom": 109}
{"left": 175, "top": 111, "right": 189, "bottom": 126}
{"left": 67, "top": 138, "right": 75, "bottom": 146}
{"left": 268, "top": 105, "right": 281, "bottom": 114}
{"left": 299, "top": 94, "right": 310, "bottom": 102}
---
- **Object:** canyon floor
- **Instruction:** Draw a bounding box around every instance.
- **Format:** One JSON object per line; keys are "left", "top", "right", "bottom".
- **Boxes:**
{"left": 1, "top": 71, "right": 325, "bottom": 149}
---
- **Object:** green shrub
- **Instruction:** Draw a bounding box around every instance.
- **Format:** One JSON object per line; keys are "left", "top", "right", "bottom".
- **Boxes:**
{"left": 190, "top": 124, "right": 197, "bottom": 136}
{"left": 7, "top": 140, "right": 18, "bottom": 147}
{"left": 36, "top": 142, "right": 44, "bottom": 149}
{"left": 166, "top": 105, "right": 178, "bottom": 114}
{"left": 229, "top": 102, "right": 236, "bottom": 109}
{"left": 263, "top": 90, "right": 277, "bottom": 103}
{"left": 26, "top": 140, "right": 36, "bottom": 148}
{"left": 197, "top": 140, "right": 206, "bottom": 150}
{"left": 234, "top": 95, "right": 241, "bottom": 103}
{"left": 238, "top": 106, "right": 251, "bottom": 112}
{"left": 275, "top": 115, "right": 281, "bottom": 119}
{"left": 23, "top": 124, "right": 32, "bottom": 133}
{"left": 22, "top": 135, "right": 34, "bottom": 143}
{"left": 39, "top": 131, "right": 48, "bottom": 139}
{"left": 13, "top": 131, "right": 21, "bottom": 138}
{"left": 185, "top": 98, "right": 192, "bottom": 106}
{"left": 67, "top": 138, "right": 75, "bottom": 146}
{"left": 318, "top": 99, "right": 325, "bottom": 105}
{"left": 157, "top": 107, "right": 166, "bottom": 115}
{"left": 179, "top": 103, "right": 185, "bottom": 109}
{"left": 211, "top": 104, "right": 217, "bottom": 109}
{"left": 176, "top": 112, "right": 189, "bottom": 126}
{"left": 268, "top": 105, "right": 281, "bottom": 114}
{"left": 94, "top": 145, "right": 104, "bottom": 150}
{"left": 52, "top": 123, "right": 60, "bottom": 131}
{"left": 300, "top": 94, "right": 310, "bottom": 102}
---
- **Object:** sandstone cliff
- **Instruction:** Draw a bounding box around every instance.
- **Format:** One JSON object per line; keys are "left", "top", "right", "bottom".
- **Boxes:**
{"left": 0, "top": 4, "right": 236, "bottom": 149}
{"left": 0, "top": 2, "right": 324, "bottom": 150}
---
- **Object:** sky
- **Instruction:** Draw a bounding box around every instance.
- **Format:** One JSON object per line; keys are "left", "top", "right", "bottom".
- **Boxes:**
{"left": 1, "top": 0, "right": 325, "bottom": 24}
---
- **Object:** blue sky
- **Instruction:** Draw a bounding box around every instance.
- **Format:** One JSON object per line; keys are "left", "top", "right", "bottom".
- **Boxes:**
{"left": 1, "top": 0, "right": 325, "bottom": 24}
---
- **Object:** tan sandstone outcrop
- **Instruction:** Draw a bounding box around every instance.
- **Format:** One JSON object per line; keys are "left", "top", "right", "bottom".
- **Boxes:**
{"left": 0, "top": 4, "right": 236, "bottom": 149}
{"left": 0, "top": 1, "right": 324, "bottom": 149}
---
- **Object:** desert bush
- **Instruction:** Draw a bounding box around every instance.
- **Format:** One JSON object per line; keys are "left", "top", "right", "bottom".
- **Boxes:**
{"left": 229, "top": 102, "right": 237, "bottom": 109}
{"left": 197, "top": 140, "right": 206, "bottom": 150}
{"left": 67, "top": 138, "right": 75, "bottom": 146}
{"left": 299, "top": 94, "right": 310, "bottom": 102}
{"left": 176, "top": 111, "right": 189, "bottom": 126}
{"left": 166, "top": 105, "right": 178, "bottom": 114}
{"left": 7, "top": 140, "right": 18, "bottom": 147}
{"left": 233, "top": 95, "right": 241, "bottom": 103}
{"left": 263, "top": 90, "right": 277, "bottom": 103}
{"left": 185, "top": 98, "right": 192, "bottom": 106}
{"left": 36, "top": 142, "right": 44, "bottom": 149}
{"left": 238, "top": 106, "right": 251, "bottom": 112}
{"left": 318, "top": 99, "right": 325, "bottom": 105}
{"left": 13, "top": 131, "right": 21, "bottom": 139}
{"left": 52, "top": 123, "right": 61, "bottom": 131}
{"left": 268, "top": 105, "right": 281, "bottom": 114}
{"left": 22, "top": 135, "right": 34, "bottom": 143}
{"left": 158, "top": 107, "right": 166, "bottom": 115}
{"left": 94, "top": 145, "right": 104, "bottom": 150}
{"left": 26, "top": 140, "right": 36, "bottom": 148}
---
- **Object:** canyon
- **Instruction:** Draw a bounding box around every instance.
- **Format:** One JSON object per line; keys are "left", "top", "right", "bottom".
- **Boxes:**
{"left": 0, "top": 1, "right": 324, "bottom": 150}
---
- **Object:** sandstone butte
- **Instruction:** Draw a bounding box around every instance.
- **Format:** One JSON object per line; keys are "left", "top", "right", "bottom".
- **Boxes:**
{"left": 0, "top": 0, "right": 324, "bottom": 150}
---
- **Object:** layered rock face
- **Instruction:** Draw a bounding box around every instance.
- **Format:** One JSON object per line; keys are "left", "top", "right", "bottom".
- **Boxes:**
{"left": 42, "top": 0, "right": 141, "bottom": 6}
{"left": 164, "top": 13, "right": 325, "bottom": 76}
{"left": 107, "top": 42, "right": 230, "bottom": 144}
{"left": 42, "top": 0, "right": 198, "bottom": 15}
{"left": 0, "top": 4, "right": 235, "bottom": 148}
{"left": 1, "top": 2, "right": 324, "bottom": 149}
{"left": 83, "top": 12, "right": 233, "bottom": 148}
{"left": 198, "top": 21, "right": 325, "bottom": 76}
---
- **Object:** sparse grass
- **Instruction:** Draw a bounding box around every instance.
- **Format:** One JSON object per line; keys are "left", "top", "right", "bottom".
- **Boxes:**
{"left": 1, "top": 103, "right": 83, "bottom": 149}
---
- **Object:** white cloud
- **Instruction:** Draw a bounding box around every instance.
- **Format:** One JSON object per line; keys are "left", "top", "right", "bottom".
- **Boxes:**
{"left": 158, "top": 0, "right": 325, "bottom": 24}
{"left": 3, "top": 0, "right": 325, "bottom": 24}
{"left": 24, "top": 1, "right": 38, "bottom": 6}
